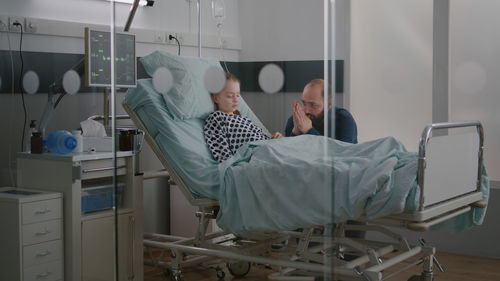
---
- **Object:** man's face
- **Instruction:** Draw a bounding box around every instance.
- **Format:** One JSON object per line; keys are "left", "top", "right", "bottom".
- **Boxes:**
{"left": 301, "top": 84, "right": 330, "bottom": 120}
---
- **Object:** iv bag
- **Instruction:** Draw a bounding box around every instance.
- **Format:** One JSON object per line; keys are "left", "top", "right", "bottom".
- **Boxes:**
{"left": 212, "top": 0, "right": 225, "bottom": 26}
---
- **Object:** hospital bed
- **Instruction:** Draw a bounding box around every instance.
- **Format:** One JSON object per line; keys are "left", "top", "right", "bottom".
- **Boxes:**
{"left": 123, "top": 51, "right": 489, "bottom": 281}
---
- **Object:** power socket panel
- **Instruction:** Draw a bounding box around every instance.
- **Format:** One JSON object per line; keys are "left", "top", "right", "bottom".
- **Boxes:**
{"left": 0, "top": 16, "right": 8, "bottom": 32}
{"left": 9, "top": 16, "right": 25, "bottom": 32}
{"left": 25, "top": 18, "right": 37, "bottom": 33}
{"left": 167, "top": 33, "right": 183, "bottom": 45}
{"left": 166, "top": 33, "right": 177, "bottom": 44}
{"left": 154, "top": 31, "right": 165, "bottom": 43}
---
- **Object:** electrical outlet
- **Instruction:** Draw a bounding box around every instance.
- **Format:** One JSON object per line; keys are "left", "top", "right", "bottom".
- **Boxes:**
{"left": 167, "top": 33, "right": 177, "bottom": 44}
{"left": 8, "top": 16, "right": 24, "bottom": 32}
{"left": 154, "top": 31, "right": 164, "bottom": 43}
{"left": 0, "top": 16, "right": 8, "bottom": 32}
{"left": 167, "top": 33, "right": 183, "bottom": 45}
{"left": 25, "top": 18, "right": 37, "bottom": 33}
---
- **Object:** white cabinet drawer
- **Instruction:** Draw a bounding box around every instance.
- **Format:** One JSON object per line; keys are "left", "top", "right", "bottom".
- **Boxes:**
{"left": 22, "top": 220, "right": 62, "bottom": 245}
{"left": 81, "top": 158, "right": 128, "bottom": 179}
{"left": 23, "top": 240, "right": 63, "bottom": 268}
{"left": 23, "top": 260, "right": 62, "bottom": 281}
{"left": 22, "top": 199, "right": 61, "bottom": 225}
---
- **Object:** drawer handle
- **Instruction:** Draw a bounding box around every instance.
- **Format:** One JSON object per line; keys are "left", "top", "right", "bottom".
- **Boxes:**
{"left": 36, "top": 250, "right": 51, "bottom": 257}
{"left": 35, "top": 208, "right": 51, "bottom": 215}
{"left": 82, "top": 165, "right": 127, "bottom": 173}
{"left": 36, "top": 271, "right": 52, "bottom": 278}
{"left": 35, "top": 229, "right": 51, "bottom": 236}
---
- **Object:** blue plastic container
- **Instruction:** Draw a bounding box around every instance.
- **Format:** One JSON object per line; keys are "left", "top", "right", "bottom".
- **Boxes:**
{"left": 45, "top": 130, "right": 77, "bottom": 154}
{"left": 81, "top": 183, "right": 124, "bottom": 213}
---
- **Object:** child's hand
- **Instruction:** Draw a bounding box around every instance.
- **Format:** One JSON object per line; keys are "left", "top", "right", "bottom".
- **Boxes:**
{"left": 271, "top": 132, "right": 283, "bottom": 139}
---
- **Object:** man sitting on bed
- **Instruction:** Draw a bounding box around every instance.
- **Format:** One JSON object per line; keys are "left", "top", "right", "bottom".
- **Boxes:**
{"left": 284, "top": 78, "right": 364, "bottom": 246}
{"left": 285, "top": 78, "right": 358, "bottom": 144}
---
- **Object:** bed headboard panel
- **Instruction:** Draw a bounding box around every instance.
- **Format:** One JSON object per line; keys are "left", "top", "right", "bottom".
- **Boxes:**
{"left": 418, "top": 121, "right": 484, "bottom": 209}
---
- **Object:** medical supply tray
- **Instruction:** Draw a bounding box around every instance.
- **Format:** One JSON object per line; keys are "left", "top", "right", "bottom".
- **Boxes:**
{"left": 81, "top": 182, "right": 124, "bottom": 213}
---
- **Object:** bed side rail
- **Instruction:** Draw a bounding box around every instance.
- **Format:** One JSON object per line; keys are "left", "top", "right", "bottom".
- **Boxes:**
{"left": 417, "top": 120, "right": 484, "bottom": 211}
{"left": 123, "top": 101, "right": 218, "bottom": 208}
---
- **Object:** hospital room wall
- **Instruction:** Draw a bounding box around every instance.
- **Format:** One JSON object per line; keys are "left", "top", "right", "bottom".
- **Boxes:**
{"left": 0, "top": 0, "right": 241, "bottom": 56}
{"left": 237, "top": 0, "right": 350, "bottom": 134}
{"left": 424, "top": 0, "right": 500, "bottom": 257}
{"left": 0, "top": 0, "right": 240, "bottom": 234}
{"left": 237, "top": 1, "right": 499, "bottom": 181}
{"left": 350, "top": 0, "right": 434, "bottom": 152}
{"left": 350, "top": 0, "right": 500, "bottom": 182}
{"left": 349, "top": 0, "right": 500, "bottom": 258}
{"left": 448, "top": 0, "right": 500, "bottom": 182}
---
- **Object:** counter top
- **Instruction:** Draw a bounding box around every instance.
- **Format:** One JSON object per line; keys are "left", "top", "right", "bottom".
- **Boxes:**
{"left": 0, "top": 187, "right": 61, "bottom": 202}
{"left": 17, "top": 151, "right": 134, "bottom": 162}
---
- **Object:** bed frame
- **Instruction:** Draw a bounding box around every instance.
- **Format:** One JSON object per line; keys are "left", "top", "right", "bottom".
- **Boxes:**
{"left": 124, "top": 101, "right": 486, "bottom": 281}
{"left": 373, "top": 121, "right": 486, "bottom": 231}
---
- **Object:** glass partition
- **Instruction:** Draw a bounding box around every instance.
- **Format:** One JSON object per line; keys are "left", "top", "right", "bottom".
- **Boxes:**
{"left": 130, "top": 0, "right": 495, "bottom": 280}
{"left": 126, "top": 0, "right": 342, "bottom": 280}
{"left": 449, "top": 0, "right": 500, "bottom": 181}
{"left": 0, "top": 1, "right": 125, "bottom": 281}
{"left": 2, "top": 1, "right": 497, "bottom": 281}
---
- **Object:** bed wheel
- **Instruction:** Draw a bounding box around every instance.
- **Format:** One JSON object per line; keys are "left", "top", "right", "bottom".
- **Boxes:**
{"left": 173, "top": 274, "right": 184, "bottom": 281}
{"left": 227, "top": 261, "right": 251, "bottom": 278}
{"left": 165, "top": 269, "right": 184, "bottom": 281}
{"left": 215, "top": 266, "right": 226, "bottom": 280}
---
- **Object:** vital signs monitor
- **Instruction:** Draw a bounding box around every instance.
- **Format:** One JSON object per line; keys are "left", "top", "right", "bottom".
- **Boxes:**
{"left": 84, "top": 28, "right": 137, "bottom": 88}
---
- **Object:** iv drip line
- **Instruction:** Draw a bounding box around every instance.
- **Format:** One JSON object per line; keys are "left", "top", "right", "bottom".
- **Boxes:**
{"left": 212, "top": 0, "right": 228, "bottom": 72}
{"left": 217, "top": 24, "right": 229, "bottom": 72}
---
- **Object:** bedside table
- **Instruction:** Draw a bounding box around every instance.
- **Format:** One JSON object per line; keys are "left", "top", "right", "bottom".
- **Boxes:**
{"left": 0, "top": 187, "right": 63, "bottom": 281}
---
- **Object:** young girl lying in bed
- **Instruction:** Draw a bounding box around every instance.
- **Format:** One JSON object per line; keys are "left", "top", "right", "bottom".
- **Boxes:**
{"left": 204, "top": 73, "right": 283, "bottom": 162}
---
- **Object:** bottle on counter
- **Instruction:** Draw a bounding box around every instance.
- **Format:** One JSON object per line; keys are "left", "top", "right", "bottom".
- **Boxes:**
{"left": 30, "top": 132, "right": 43, "bottom": 154}
{"left": 25, "top": 120, "right": 37, "bottom": 152}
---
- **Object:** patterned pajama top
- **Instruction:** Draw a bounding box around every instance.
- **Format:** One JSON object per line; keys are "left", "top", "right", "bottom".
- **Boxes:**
{"left": 204, "top": 111, "right": 270, "bottom": 162}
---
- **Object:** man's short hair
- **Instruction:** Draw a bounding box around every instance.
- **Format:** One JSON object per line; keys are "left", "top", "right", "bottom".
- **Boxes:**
{"left": 305, "top": 79, "right": 333, "bottom": 99}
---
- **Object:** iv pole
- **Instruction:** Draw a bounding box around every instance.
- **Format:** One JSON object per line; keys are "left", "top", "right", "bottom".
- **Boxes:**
{"left": 197, "top": 0, "right": 201, "bottom": 57}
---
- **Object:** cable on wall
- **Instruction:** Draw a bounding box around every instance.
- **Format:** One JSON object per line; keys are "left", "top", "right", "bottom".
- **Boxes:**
{"left": 13, "top": 22, "right": 28, "bottom": 152}
{"left": 169, "top": 34, "right": 181, "bottom": 56}
{"left": 6, "top": 30, "right": 17, "bottom": 186}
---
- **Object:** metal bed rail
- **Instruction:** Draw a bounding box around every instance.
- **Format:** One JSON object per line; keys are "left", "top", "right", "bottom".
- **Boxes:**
{"left": 416, "top": 120, "right": 484, "bottom": 211}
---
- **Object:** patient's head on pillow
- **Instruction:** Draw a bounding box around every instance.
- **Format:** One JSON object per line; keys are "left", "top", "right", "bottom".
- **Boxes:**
{"left": 140, "top": 51, "right": 270, "bottom": 134}
{"left": 210, "top": 72, "right": 242, "bottom": 115}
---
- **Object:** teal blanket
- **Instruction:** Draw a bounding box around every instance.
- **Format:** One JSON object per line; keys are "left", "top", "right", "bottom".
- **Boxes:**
{"left": 216, "top": 135, "right": 420, "bottom": 234}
